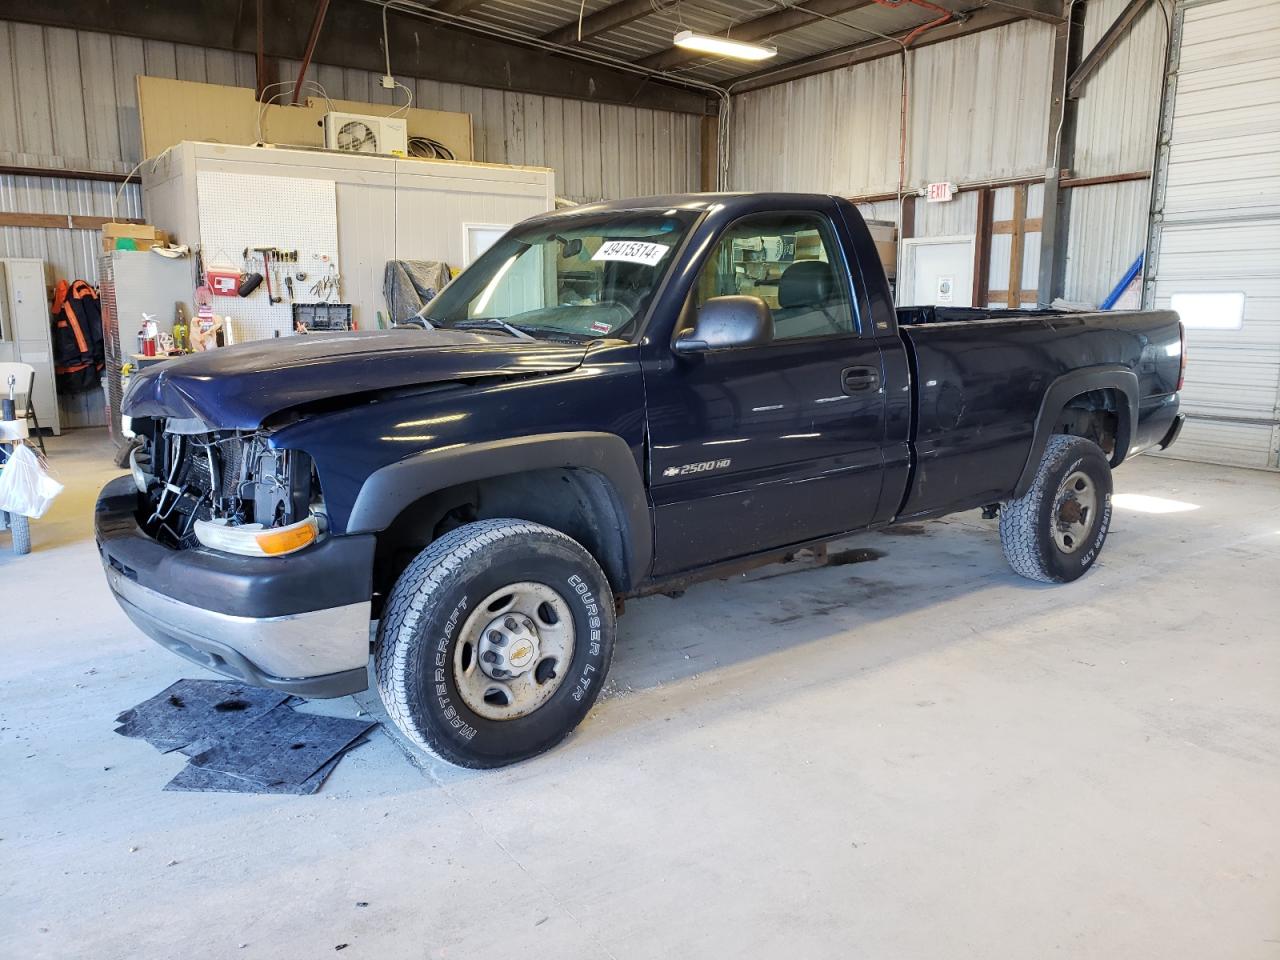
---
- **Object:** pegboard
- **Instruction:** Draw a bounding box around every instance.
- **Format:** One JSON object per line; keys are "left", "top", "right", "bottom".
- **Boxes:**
{"left": 195, "top": 171, "right": 341, "bottom": 342}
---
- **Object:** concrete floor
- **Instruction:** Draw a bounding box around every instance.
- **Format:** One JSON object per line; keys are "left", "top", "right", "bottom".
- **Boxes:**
{"left": 2, "top": 428, "right": 1278, "bottom": 959}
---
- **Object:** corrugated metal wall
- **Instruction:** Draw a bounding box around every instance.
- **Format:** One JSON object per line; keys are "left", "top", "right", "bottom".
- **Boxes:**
{"left": 0, "top": 19, "right": 703, "bottom": 286}
{"left": 729, "top": 13, "right": 1165, "bottom": 308}
{"left": 1073, "top": 0, "right": 1168, "bottom": 177}
{"left": 730, "top": 55, "right": 904, "bottom": 196}
{"left": 729, "top": 21, "right": 1055, "bottom": 195}
{"left": 906, "top": 20, "right": 1054, "bottom": 187}
{"left": 1064, "top": 0, "right": 1167, "bottom": 307}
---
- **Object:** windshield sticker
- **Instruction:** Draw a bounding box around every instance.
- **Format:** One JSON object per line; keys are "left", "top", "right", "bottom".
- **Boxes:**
{"left": 592, "top": 240, "right": 670, "bottom": 267}
{"left": 589, "top": 320, "right": 612, "bottom": 335}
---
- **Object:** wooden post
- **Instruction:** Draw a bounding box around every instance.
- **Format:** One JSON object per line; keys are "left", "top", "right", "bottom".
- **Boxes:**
{"left": 1008, "top": 184, "right": 1028, "bottom": 308}
{"left": 972, "top": 187, "right": 993, "bottom": 307}
{"left": 900, "top": 193, "right": 916, "bottom": 241}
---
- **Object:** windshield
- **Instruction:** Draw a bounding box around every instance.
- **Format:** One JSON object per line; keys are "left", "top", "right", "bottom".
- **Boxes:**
{"left": 422, "top": 211, "right": 698, "bottom": 341}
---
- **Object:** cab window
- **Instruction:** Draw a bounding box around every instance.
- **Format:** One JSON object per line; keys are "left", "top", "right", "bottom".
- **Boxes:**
{"left": 695, "top": 212, "right": 856, "bottom": 340}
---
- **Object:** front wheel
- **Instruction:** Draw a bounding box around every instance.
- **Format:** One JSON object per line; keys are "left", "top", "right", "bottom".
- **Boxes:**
{"left": 375, "top": 519, "right": 616, "bottom": 768}
{"left": 1000, "top": 434, "right": 1113, "bottom": 583}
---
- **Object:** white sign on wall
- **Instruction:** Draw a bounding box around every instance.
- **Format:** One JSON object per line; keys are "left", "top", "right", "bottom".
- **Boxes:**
{"left": 925, "top": 182, "right": 955, "bottom": 203}
{"left": 936, "top": 275, "right": 955, "bottom": 303}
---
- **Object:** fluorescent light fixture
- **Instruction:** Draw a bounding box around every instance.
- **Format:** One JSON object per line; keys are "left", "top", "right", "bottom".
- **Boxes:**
{"left": 1170, "top": 291, "right": 1245, "bottom": 330}
{"left": 673, "top": 30, "right": 777, "bottom": 61}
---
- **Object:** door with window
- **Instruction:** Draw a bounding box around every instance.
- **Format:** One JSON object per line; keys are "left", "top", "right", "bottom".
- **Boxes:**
{"left": 645, "top": 211, "right": 889, "bottom": 575}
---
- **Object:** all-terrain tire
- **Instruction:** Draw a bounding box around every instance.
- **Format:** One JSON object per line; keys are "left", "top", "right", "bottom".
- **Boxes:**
{"left": 1000, "top": 434, "right": 1112, "bottom": 584}
{"left": 5, "top": 512, "right": 30, "bottom": 555}
{"left": 375, "top": 519, "right": 615, "bottom": 769}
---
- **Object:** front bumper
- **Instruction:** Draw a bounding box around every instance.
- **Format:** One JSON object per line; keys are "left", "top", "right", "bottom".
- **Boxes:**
{"left": 96, "top": 475, "right": 375, "bottom": 698}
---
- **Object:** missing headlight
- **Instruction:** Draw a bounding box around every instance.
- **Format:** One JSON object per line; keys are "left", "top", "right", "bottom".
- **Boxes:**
{"left": 136, "top": 422, "right": 319, "bottom": 550}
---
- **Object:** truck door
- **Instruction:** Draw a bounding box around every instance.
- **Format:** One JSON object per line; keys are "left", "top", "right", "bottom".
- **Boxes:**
{"left": 644, "top": 209, "right": 888, "bottom": 575}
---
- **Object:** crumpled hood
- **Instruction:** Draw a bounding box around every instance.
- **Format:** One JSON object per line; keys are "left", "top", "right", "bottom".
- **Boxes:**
{"left": 122, "top": 329, "right": 588, "bottom": 429}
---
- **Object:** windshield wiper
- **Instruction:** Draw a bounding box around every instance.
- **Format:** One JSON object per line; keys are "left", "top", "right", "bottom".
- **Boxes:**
{"left": 453, "top": 318, "right": 536, "bottom": 341}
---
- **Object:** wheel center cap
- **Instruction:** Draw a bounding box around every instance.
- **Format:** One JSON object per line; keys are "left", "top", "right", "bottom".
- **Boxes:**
{"left": 508, "top": 638, "right": 536, "bottom": 669}
{"left": 478, "top": 613, "right": 540, "bottom": 679}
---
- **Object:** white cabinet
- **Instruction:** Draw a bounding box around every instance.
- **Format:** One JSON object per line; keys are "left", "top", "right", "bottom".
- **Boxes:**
{"left": 143, "top": 141, "right": 556, "bottom": 334}
{"left": 0, "top": 258, "right": 60, "bottom": 436}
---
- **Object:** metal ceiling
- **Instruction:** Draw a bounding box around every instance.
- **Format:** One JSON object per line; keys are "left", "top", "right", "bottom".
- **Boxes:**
{"left": 422, "top": 0, "right": 1063, "bottom": 89}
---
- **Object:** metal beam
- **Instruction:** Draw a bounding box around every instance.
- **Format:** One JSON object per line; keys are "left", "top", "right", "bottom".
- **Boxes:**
{"left": 1067, "top": 0, "right": 1153, "bottom": 98}
{"left": 0, "top": 0, "right": 715, "bottom": 114}
{"left": 543, "top": 0, "right": 678, "bottom": 45}
{"left": 255, "top": 0, "right": 266, "bottom": 98}
{"left": 292, "top": 0, "right": 331, "bottom": 104}
{"left": 984, "top": 0, "right": 1065, "bottom": 24}
{"left": 1036, "top": 0, "right": 1085, "bottom": 306}
{"left": 728, "top": 7, "right": 1023, "bottom": 94}
{"left": 635, "top": 0, "right": 876, "bottom": 73}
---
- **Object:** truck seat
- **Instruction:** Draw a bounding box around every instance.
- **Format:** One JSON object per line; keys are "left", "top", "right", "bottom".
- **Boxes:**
{"left": 775, "top": 260, "right": 847, "bottom": 337}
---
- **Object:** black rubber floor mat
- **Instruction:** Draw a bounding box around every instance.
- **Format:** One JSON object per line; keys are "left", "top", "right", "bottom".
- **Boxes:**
{"left": 114, "top": 679, "right": 290, "bottom": 754}
{"left": 184, "top": 706, "right": 374, "bottom": 788}
{"left": 116, "top": 679, "right": 376, "bottom": 794}
{"left": 165, "top": 751, "right": 349, "bottom": 795}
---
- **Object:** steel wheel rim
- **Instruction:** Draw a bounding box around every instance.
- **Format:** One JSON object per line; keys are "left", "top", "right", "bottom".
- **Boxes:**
{"left": 453, "top": 582, "right": 576, "bottom": 721}
{"left": 1052, "top": 469, "right": 1098, "bottom": 554}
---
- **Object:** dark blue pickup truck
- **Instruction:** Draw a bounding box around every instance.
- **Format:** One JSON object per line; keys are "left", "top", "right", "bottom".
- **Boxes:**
{"left": 98, "top": 192, "right": 1185, "bottom": 767}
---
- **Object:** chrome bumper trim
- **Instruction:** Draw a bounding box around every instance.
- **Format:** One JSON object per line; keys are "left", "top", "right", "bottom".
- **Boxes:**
{"left": 105, "top": 563, "right": 371, "bottom": 681}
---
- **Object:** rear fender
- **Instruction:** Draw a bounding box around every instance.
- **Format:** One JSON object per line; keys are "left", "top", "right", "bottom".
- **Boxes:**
{"left": 1013, "top": 366, "right": 1138, "bottom": 498}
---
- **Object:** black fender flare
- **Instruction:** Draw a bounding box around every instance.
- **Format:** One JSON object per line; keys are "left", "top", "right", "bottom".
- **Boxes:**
{"left": 345, "top": 431, "right": 652, "bottom": 587}
{"left": 1013, "top": 365, "right": 1139, "bottom": 498}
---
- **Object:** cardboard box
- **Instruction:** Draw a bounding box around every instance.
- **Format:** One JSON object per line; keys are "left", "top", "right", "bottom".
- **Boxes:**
{"left": 865, "top": 219, "right": 897, "bottom": 278}
{"left": 102, "top": 222, "right": 169, "bottom": 252}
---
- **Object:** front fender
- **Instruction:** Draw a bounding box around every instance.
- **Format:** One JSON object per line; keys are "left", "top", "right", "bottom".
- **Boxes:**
{"left": 345, "top": 431, "right": 652, "bottom": 584}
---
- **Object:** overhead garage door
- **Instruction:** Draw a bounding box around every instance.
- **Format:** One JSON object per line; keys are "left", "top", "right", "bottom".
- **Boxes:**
{"left": 1146, "top": 0, "right": 1280, "bottom": 469}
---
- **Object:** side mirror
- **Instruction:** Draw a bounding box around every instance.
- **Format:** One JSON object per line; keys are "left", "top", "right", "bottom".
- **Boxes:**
{"left": 673, "top": 295, "right": 774, "bottom": 355}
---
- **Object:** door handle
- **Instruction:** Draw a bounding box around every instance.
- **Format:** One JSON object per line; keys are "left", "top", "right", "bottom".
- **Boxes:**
{"left": 842, "top": 365, "right": 880, "bottom": 392}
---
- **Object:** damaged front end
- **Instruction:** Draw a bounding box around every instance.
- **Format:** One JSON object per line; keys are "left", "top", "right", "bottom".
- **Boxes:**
{"left": 129, "top": 417, "right": 323, "bottom": 557}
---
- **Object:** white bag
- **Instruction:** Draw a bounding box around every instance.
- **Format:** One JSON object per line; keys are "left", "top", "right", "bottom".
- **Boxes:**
{"left": 0, "top": 443, "right": 64, "bottom": 519}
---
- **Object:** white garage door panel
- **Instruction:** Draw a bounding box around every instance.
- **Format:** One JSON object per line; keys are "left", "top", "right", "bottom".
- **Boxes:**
{"left": 1179, "top": 0, "right": 1280, "bottom": 67}
{"left": 1153, "top": 221, "right": 1280, "bottom": 284}
{"left": 1147, "top": 0, "right": 1280, "bottom": 469}
{"left": 1155, "top": 418, "right": 1278, "bottom": 469}
{"left": 1178, "top": 353, "right": 1280, "bottom": 418}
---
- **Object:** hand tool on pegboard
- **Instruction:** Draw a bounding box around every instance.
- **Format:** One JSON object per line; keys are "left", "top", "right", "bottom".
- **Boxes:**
{"left": 252, "top": 246, "right": 283, "bottom": 304}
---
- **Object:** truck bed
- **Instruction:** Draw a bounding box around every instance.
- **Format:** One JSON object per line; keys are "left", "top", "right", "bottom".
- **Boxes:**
{"left": 893, "top": 308, "right": 1183, "bottom": 521}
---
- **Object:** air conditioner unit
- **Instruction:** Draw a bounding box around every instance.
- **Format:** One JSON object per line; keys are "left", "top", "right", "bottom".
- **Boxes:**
{"left": 322, "top": 112, "right": 408, "bottom": 156}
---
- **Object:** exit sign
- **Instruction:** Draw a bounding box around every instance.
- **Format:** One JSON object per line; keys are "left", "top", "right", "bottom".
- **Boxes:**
{"left": 925, "top": 181, "right": 955, "bottom": 202}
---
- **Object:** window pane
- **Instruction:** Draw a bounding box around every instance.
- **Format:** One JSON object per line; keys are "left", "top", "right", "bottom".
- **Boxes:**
{"left": 1170, "top": 291, "right": 1245, "bottom": 331}
{"left": 696, "top": 213, "right": 854, "bottom": 340}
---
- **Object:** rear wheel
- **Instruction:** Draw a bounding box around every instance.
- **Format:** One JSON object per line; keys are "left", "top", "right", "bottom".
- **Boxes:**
{"left": 375, "top": 519, "right": 615, "bottom": 768}
{"left": 1000, "top": 434, "right": 1112, "bottom": 583}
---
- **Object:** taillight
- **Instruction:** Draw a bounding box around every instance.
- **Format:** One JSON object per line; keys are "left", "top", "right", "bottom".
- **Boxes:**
{"left": 1177, "top": 321, "right": 1187, "bottom": 392}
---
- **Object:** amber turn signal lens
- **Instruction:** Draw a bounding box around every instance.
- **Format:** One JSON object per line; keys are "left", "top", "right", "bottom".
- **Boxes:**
{"left": 254, "top": 520, "right": 318, "bottom": 555}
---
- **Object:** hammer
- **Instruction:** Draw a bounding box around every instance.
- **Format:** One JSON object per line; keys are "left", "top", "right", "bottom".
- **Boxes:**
{"left": 253, "top": 246, "right": 283, "bottom": 304}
